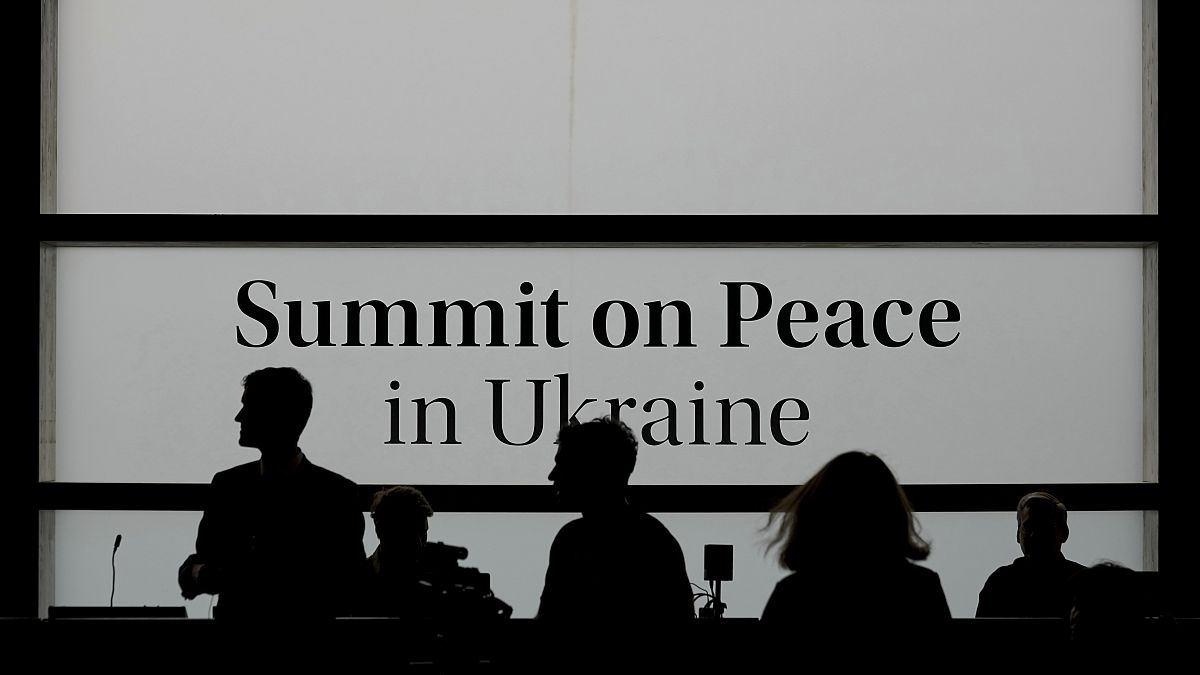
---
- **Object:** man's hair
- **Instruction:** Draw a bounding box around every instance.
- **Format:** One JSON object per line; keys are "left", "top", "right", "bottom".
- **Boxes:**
{"left": 554, "top": 416, "right": 638, "bottom": 484}
{"left": 242, "top": 367, "right": 313, "bottom": 439}
{"left": 1018, "top": 491, "right": 1069, "bottom": 528}
{"left": 371, "top": 485, "right": 434, "bottom": 525}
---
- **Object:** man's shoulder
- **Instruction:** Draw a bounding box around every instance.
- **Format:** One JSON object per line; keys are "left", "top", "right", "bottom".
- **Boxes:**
{"left": 212, "top": 460, "right": 260, "bottom": 483}
{"left": 986, "top": 558, "right": 1024, "bottom": 579}
{"left": 552, "top": 516, "right": 589, "bottom": 540}
{"left": 302, "top": 461, "right": 364, "bottom": 514}
{"left": 300, "top": 457, "right": 359, "bottom": 490}
{"left": 552, "top": 511, "right": 681, "bottom": 549}
{"left": 625, "top": 512, "right": 687, "bottom": 558}
{"left": 1063, "top": 558, "right": 1087, "bottom": 573}
{"left": 546, "top": 517, "right": 589, "bottom": 560}
{"left": 629, "top": 511, "right": 677, "bottom": 538}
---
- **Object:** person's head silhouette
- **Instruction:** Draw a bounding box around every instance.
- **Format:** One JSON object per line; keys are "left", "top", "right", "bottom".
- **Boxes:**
{"left": 1070, "top": 561, "right": 1142, "bottom": 642}
{"left": 1016, "top": 491, "right": 1070, "bottom": 561}
{"left": 235, "top": 367, "right": 313, "bottom": 453}
{"left": 548, "top": 416, "right": 637, "bottom": 514}
{"left": 371, "top": 485, "right": 433, "bottom": 569}
{"left": 766, "top": 450, "right": 930, "bottom": 569}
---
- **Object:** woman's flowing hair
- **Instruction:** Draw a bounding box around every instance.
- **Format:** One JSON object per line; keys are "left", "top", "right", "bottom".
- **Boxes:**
{"left": 763, "top": 451, "right": 931, "bottom": 570}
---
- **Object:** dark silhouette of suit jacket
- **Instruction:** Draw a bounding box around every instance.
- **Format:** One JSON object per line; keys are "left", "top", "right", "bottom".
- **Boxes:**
{"left": 976, "top": 554, "right": 1086, "bottom": 618}
{"left": 180, "top": 455, "right": 366, "bottom": 618}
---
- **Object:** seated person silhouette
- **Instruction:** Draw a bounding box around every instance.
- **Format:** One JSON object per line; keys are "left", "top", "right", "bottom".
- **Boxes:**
{"left": 760, "top": 451, "right": 951, "bottom": 642}
{"left": 536, "top": 416, "right": 694, "bottom": 625}
{"left": 178, "top": 367, "right": 367, "bottom": 619}
{"left": 1070, "top": 562, "right": 1137, "bottom": 641}
{"left": 361, "top": 485, "right": 435, "bottom": 617}
{"left": 363, "top": 485, "right": 513, "bottom": 622}
{"left": 976, "top": 491, "right": 1085, "bottom": 618}
{"left": 1070, "top": 561, "right": 1168, "bottom": 645}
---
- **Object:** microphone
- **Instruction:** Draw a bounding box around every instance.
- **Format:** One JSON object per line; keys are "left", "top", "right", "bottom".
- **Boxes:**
{"left": 110, "top": 534, "right": 123, "bottom": 607}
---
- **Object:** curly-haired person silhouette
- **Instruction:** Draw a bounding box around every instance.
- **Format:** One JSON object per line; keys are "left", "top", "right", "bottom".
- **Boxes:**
{"left": 536, "top": 416, "right": 694, "bottom": 625}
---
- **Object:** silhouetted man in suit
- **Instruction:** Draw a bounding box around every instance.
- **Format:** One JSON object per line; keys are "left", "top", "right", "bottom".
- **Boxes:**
{"left": 537, "top": 416, "right": 694, "bottom": 625}
{"left": 178, "top": 367, "right": 366, "bottom": 619}
{"left": 976, "top": 491, "right": 1085, "bottom": 618}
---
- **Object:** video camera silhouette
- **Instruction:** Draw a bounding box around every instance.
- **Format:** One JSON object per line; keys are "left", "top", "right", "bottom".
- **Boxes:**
{"left": 414, "top": 541, "right": 512, "bottom": 620}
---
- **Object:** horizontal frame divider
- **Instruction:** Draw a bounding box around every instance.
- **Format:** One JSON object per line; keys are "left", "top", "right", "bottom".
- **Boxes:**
{"left": 37, "top": 482, "right": 1160, "bottom": 513}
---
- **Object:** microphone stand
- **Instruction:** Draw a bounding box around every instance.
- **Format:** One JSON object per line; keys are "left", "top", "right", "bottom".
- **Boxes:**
{"left": 110, "top": 534, "right": 122, "bottom": 608}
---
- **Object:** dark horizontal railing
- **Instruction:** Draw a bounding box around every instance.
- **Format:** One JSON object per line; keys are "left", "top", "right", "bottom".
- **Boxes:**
{"left": 36, "top": 482, "right": 1160, "bottom": 513}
